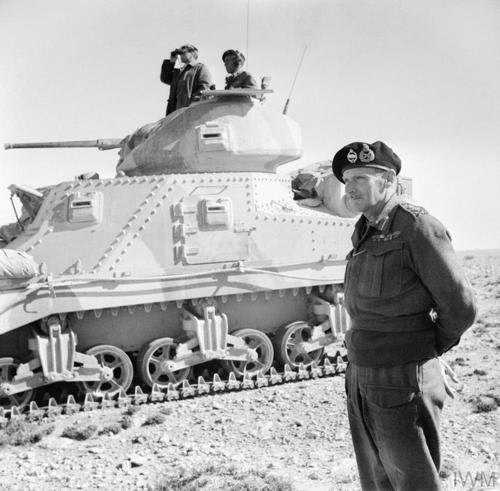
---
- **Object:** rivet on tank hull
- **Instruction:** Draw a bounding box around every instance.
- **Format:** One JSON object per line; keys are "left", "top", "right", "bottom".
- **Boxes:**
{"left": 93, "top": 309, "right": 103, "bottom": 318}
{"left": 306, "top": 286, "right": 313, "bottom": 294}
{"left": 76, "top": 311, "right": 85, "bottom": 320}
{"left": 318, "top": 285, "right": 326, "bottom": 293}
{"left": 292, "top": 288, "right": 299, "bottom": 296}
{"left": 144, "top": 303, "right": 152, "bottom": 313}
{"left": 111, "top": 308, "right": 119, "bottom": 317}
{"left": 160, "top": 302, "right": 168, "bottom": 311}
{"left": 176, "top": 300, "right": 183, "bottom": 309}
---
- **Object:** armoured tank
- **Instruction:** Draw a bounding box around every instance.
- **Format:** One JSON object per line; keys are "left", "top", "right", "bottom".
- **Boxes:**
{"left": 0, "top": 89, "right": 357, "bottom": 408}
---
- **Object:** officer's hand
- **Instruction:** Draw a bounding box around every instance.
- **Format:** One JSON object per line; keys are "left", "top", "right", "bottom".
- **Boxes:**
{"left": 439, "top": 357, "right": 460, "bottom": 398}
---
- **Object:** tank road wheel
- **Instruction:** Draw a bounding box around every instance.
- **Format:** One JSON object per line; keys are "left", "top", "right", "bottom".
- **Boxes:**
{"left": 137, "top": 338, "right": 191, "bottom": 388}
{"left": 78, "top": 345, "right": 133, "bottom": 397}
{"left": 0, "top": 357, "right": 35, "bottom": 409}
{"left": 222, "top": 328, "right": 274, "bottom": 377}
{"left": 273, "top": 321, "right": 325, "bottom": 369}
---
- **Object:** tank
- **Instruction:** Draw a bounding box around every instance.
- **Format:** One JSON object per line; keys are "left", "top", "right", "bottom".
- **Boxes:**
{"left": 0, "top": 89, "right": 355, "bottom": 408}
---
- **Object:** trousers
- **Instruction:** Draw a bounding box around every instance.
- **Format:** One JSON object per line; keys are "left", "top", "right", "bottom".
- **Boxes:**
{"left": 345, "top": 358, "right": 446, "bottom": 491}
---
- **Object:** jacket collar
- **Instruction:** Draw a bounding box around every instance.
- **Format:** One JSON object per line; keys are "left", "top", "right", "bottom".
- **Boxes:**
{"left": 352, "top": 194, "right": 403, "bottom": 247}
{"left": 367, "top": 193, "right": 402, "bottom": 232}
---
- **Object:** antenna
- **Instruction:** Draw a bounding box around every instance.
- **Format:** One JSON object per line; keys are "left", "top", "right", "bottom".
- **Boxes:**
{"left": 246, "top": 0, "right": 250, "bottom": 68}
{"left": 283, "top": 46, "right": 308, "bottom": 115}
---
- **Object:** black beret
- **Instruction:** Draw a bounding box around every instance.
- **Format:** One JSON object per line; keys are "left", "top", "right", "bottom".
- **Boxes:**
{"left": 222, "top": 49, "right": 245, "bottom": 63}
{"left": 332, "top": 141, "right": 401, "bottom": 183}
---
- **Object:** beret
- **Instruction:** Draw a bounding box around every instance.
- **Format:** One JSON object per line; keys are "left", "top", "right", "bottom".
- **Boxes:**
{"left": 222, "top": 49, "right": 245, "bottom": 63}
{"left": 332, "top": 141, "right": 401, "bottom": 183}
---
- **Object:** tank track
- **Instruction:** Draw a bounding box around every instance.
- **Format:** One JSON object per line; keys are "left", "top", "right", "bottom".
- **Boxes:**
{"left": 0, "top": 354, "right": 346, "bottom": 424}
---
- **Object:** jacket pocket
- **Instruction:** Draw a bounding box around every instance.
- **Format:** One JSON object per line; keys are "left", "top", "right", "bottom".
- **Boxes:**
{"left": 355, "top": 241, "right": 403, "bottom": 298}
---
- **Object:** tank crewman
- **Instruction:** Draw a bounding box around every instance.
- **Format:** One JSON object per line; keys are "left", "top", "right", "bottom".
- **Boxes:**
{"left": 160, "top": 44, "right": 213, "bottom": 115}
{"left": 332, "top": 141, "right": 477, "bottom": 491}
{"left": 222, "top": 49, "right": 258, "bottom": 90}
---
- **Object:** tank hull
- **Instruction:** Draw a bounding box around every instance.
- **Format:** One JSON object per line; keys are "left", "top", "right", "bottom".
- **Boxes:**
{"left": 0, "top": 170, "right": 353, "bottom": 400}
{"left": 1, "top": 171, "right": 353, "bottom": 334}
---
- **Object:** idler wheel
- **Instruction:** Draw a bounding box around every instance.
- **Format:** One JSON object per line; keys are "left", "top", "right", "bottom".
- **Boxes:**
{"left": 222, "top": 328, "right": 274, "bottom": 377}
{"left": 273, "top": 321, "right": 325, "bottom": 369}
{"left": 137, "top": 337, "right": 191, "bottom": 388}
{"left": 78, "top": 345, "right": 133, "bottom": 397}
{"left": 0, "top": 357, "right": 35, "bottom": 409}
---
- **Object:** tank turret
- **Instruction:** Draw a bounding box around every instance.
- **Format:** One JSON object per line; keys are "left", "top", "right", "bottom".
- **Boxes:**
{"left": 0, "top": 88, "right": 352, "bottom": 409}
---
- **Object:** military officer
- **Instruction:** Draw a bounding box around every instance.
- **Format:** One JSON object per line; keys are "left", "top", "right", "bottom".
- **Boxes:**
{"left": 332, "top": 141, "right": 477, "bottom": 491}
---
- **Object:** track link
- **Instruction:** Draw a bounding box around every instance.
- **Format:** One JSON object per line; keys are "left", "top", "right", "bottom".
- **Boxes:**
{"left": 0, "top": 354, "right": 346, "bottom": 425}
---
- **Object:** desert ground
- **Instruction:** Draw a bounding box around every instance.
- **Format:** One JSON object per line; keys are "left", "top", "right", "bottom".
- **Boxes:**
{"left": 0, "top": 251, "right": 497, "bottom": 491}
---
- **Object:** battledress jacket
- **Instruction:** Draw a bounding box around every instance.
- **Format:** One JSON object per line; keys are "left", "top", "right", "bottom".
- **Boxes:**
{"left": 224, "top": 70, "right": 258, "bottom": 90}
{"left": 344, "top": 197, "right": 477, "bottom": 367}
{"left": 160, "top": 60, "right": 213, "bottom": 114}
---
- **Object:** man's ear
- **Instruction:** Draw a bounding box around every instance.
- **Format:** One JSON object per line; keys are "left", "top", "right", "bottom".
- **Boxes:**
{"left": 383, "top": 170, "right": 396, "bottom": 187}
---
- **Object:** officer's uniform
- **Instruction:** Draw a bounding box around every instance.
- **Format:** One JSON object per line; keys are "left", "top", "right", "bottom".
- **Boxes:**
{"left": 332, "top": 141, "right": 477, "bottom": 491}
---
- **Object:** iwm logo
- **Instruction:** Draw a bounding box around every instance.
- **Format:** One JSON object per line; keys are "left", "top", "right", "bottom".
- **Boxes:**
{"left": 453, "top": 471, "right": 497, "bottom": 488}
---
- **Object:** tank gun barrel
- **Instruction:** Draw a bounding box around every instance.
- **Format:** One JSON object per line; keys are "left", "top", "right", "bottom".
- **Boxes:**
{"left": 4, "top": 139, "right": 122, "bottom": 151}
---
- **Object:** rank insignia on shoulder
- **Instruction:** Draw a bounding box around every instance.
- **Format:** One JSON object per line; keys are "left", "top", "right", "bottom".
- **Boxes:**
{"left": 399, "top": 202, "right": 428, "bottom": 217}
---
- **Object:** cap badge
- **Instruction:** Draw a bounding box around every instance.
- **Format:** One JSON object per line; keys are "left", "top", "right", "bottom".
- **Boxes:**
{"left": 347, "top": 149, "right": 358, "bottom": 164}
{"left": 359, "top": 143, "right": 375, "bottom": 163}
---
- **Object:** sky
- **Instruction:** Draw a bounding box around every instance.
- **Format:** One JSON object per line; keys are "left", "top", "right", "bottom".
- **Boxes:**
{"left": 1, "top": 0, "right": 499, "bottom": 251}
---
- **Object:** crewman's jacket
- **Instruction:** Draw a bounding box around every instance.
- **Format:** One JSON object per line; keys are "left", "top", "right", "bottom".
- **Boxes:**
{"left": 224, "top": 70, "right": 258, "bottom": 90}
{"left": 344, "top": 195, "right": 477, "bottom": 367}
